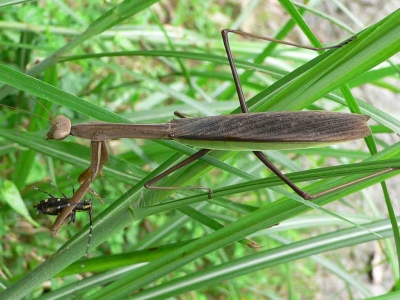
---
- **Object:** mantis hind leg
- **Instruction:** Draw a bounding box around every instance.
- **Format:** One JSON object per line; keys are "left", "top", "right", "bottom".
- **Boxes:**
{"left": 221, "top": 29, "right": 395, "bottom": 200}
{"left": 221, "top": 29, "right": 317, "bottom": 199}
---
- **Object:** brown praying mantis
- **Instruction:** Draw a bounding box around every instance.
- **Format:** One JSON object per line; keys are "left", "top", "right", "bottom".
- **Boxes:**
{"left": 44, "top": 29, "right": 397, "bottom": 234}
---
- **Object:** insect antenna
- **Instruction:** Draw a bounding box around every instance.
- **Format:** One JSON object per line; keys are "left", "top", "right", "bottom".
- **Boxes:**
{"left": 33, "top": 96, "right": 55, "bottom": 121}
{"left": 48, "top": 181, "right": 68, "bottom": 198}
{"left": 33, "top": 187, "right": 56, "bottom": 199}
{"left": 0, "top": 102, "right": 56, "bottom": 126}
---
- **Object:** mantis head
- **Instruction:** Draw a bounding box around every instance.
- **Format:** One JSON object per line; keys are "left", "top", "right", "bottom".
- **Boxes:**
{"left": 46, "top": 115, "right": 71, "bottom": 140}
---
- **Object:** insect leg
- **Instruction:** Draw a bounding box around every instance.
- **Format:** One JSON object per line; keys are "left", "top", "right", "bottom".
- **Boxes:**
{"left": 221, "top": 29, "right": 372, "bottom": 200}
{"left": 78, "top": 140, "right": 107, "bottom": 202}
{"left": 174, "top": 111, "right": 197, "bottom": 119}
{"left": 52, "top": 141, "right": 103, "bottom": 234}
{"left": 82, "top": 199, "right": 93, "bottom": 268}
{"left": 69, "top": 211, "right": 77, "bottom": 224}
{"left": 303, "top": 168, "right": 397, "bottom": 199}
{"left": 144, "top": 109, "right": 215, "bottom": 197}
{"left": 144, "top": 148, "right": 213, "bottom": 198}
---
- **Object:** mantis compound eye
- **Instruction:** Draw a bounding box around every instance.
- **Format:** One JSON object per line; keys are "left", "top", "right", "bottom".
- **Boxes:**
{"left": 46, "top": 115, "right": 71, "bottom": 140}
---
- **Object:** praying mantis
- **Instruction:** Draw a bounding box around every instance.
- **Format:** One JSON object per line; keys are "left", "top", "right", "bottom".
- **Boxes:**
{"left": 43, "top": 29, "right": 398, "bottom": 235}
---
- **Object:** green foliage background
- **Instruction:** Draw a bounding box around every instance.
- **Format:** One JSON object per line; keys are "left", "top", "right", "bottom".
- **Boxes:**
{"left": 0, "top": 0, "right": 399, "bottom": 299}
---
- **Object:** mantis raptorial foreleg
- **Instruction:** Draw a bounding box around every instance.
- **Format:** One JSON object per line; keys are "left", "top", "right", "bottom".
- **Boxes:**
{"left": 78, "top": 140, "right": 109, "bottom": 184}
{"left": 78, "top": 140, "right": 109, "bottom": 200}
{"left": 51, "top": 140, "right": 106, "bottom": 234}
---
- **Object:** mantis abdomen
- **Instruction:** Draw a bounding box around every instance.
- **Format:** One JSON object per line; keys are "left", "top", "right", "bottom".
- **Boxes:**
{"left": 171, "top": 111, "right": 371, "bottom": 151}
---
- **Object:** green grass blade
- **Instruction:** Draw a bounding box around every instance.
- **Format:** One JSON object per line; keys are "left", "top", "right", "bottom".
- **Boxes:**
{"left": 132, "top": 217, "right": 397, "bottom": 299}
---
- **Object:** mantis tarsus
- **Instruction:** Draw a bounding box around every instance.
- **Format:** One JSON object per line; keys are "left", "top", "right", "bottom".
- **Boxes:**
{"left": 45, "top": 29, "right": 397, "bottom": 234}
